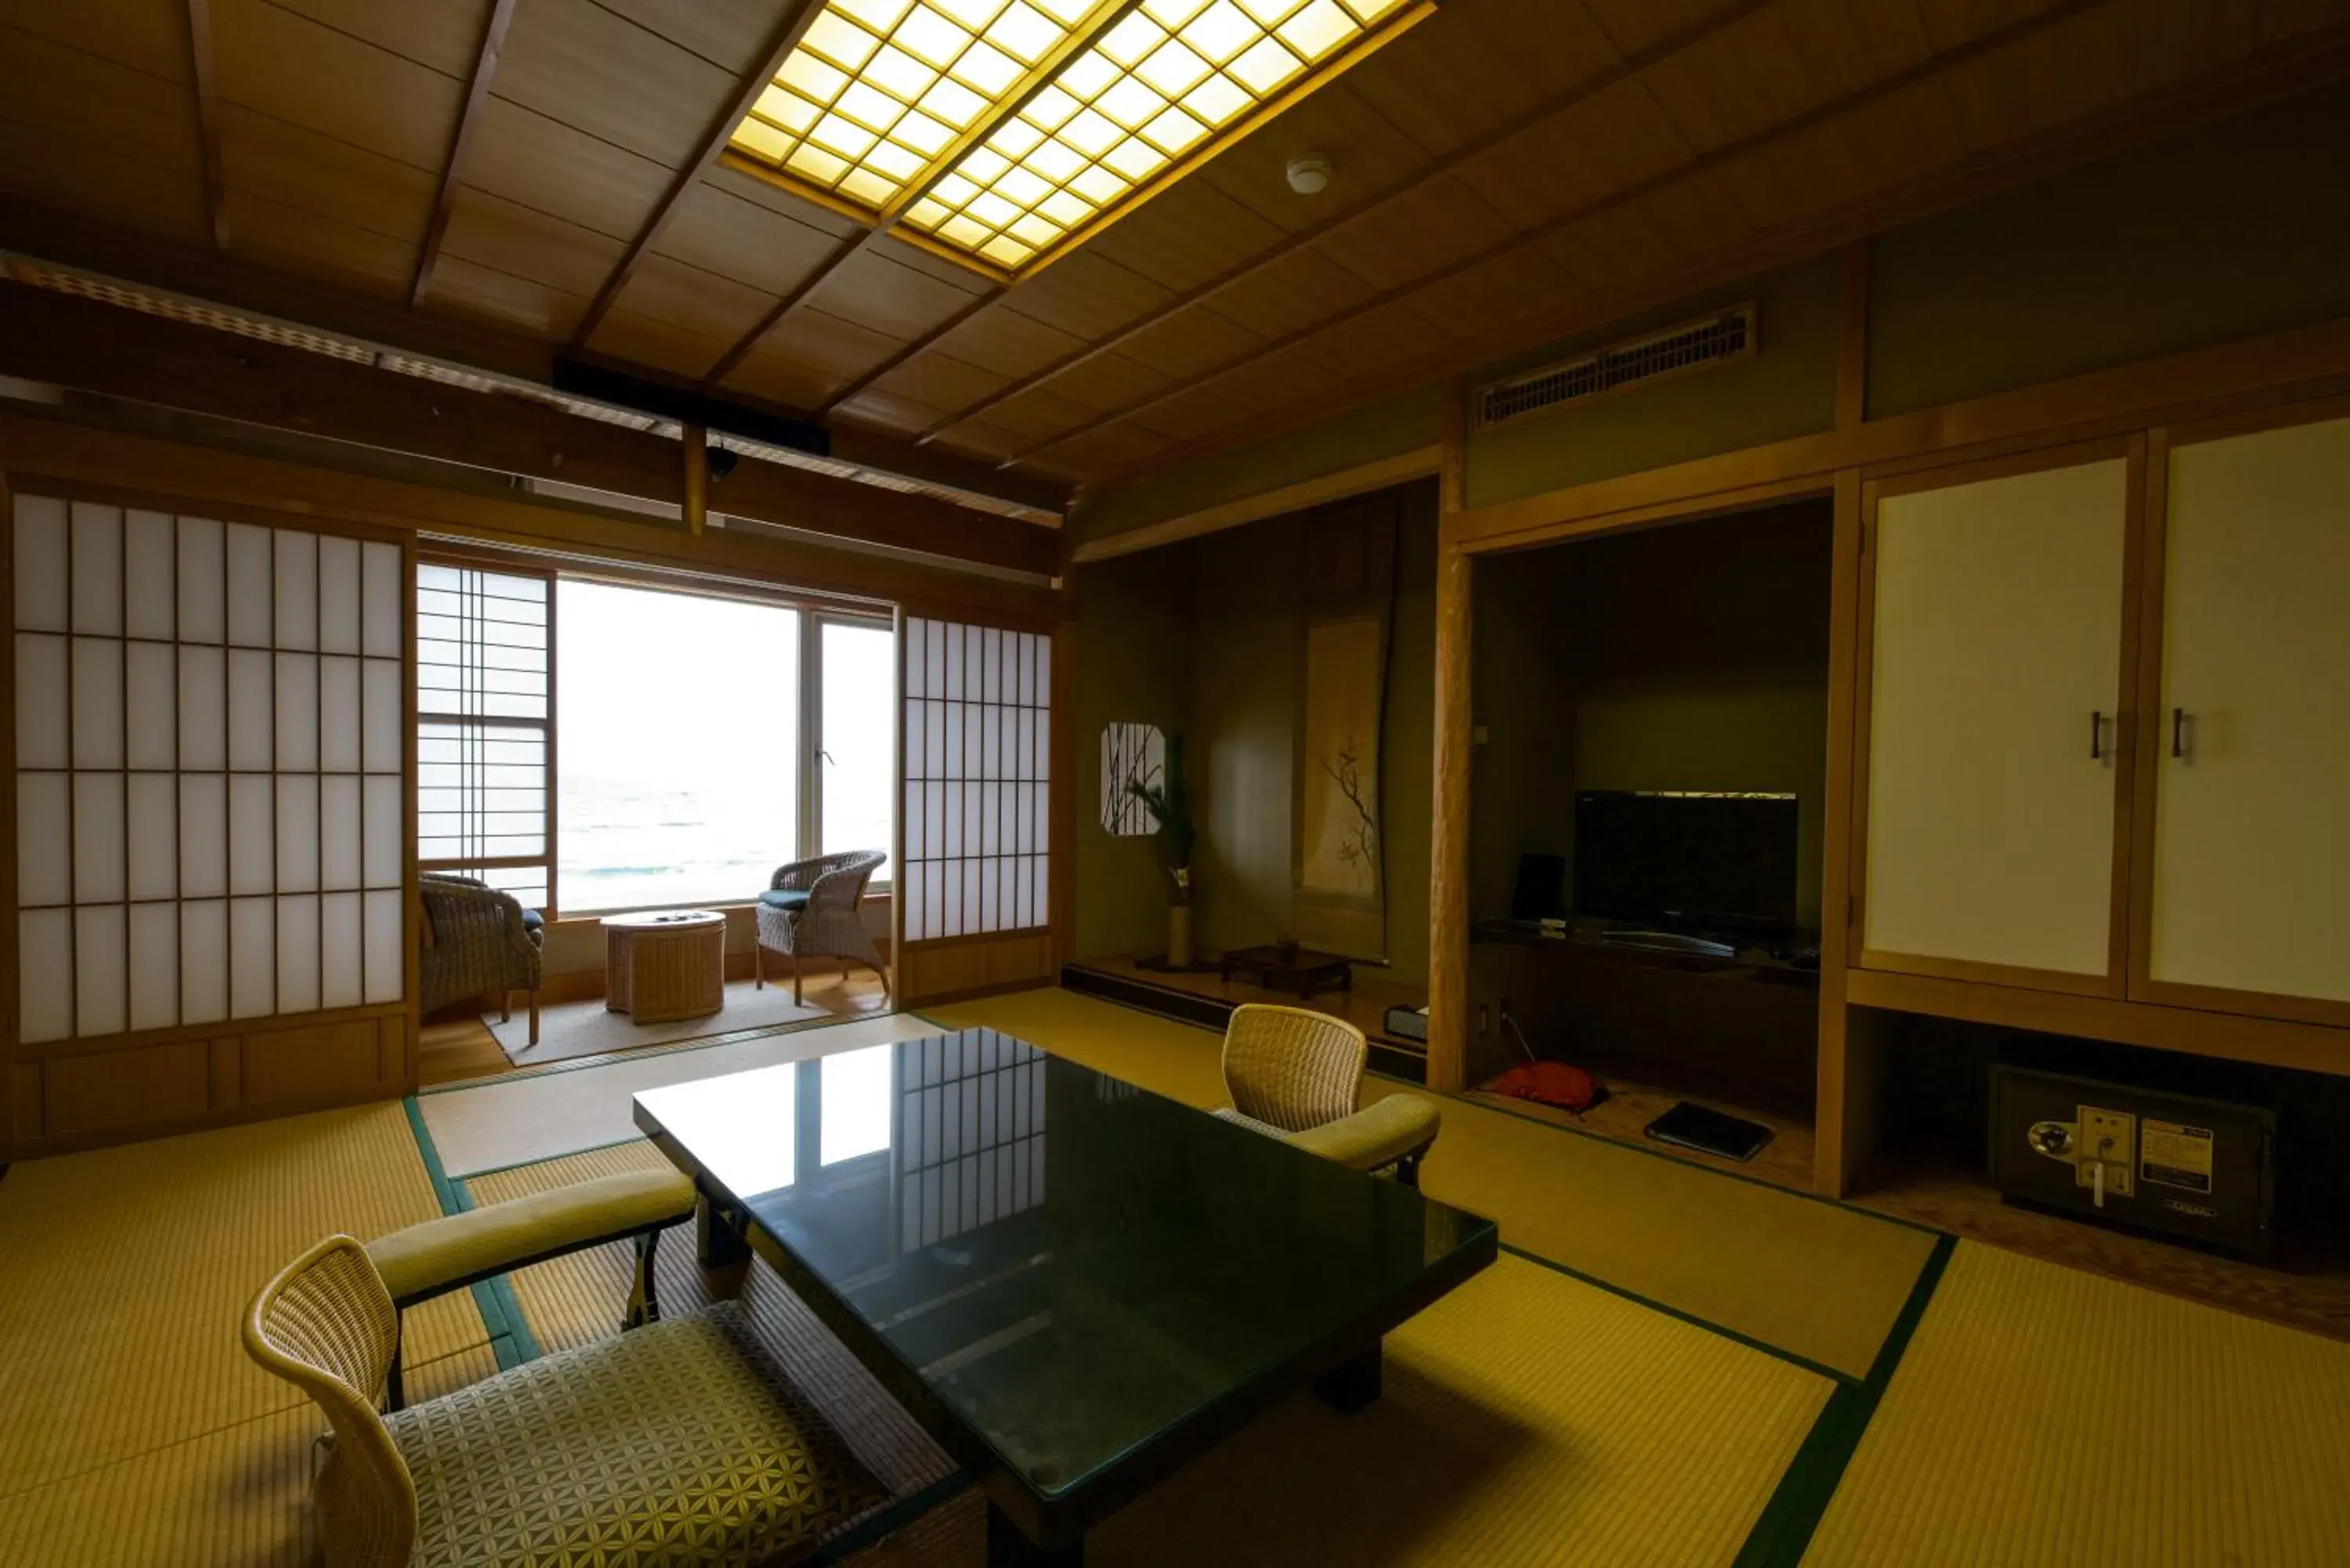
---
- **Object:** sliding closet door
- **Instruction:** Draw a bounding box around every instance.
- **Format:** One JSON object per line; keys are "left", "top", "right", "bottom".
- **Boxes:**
{"left": 2135, "top": 410, "right": 2350, "bottom": 1022}
{"left": 1856, "top": 443, "right": 2138, "bottom": 993}
{"left": 9, "top": 489, "right": 410, "bottom": 1152}
{"left": 896, "top": 614, "right": 1061, "bottom": 1005}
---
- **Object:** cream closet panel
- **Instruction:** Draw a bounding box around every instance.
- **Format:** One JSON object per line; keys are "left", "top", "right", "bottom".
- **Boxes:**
{"left": 2149, "top": 415, "right": 2350, "bottom": 1005}
{"left": 10, "top": 494, "right": 407, "bottom": 1046}
{"left": 1863, "top": 457, "right": 2131, "bottom": 980}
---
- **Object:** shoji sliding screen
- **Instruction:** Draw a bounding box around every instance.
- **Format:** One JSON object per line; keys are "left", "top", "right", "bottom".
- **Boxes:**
{"left": 414, "top": 562, "right": 552, "bottom": 913}
{"left": 9, "top": 490, "right": 411, "bottom": 1154}
{"left": 897, "top": 615, "right": 1061, "bottom": 1004}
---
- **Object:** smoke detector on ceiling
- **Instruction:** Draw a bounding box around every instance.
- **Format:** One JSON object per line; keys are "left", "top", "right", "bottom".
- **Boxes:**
{"left": 1286, "top": 153, "right": 1332, "bottom": 195}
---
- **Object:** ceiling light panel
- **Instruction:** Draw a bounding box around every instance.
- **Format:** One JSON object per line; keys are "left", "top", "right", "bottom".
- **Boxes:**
{"left": 902, "top": 0, "right": 1408, "bottom": 271}
{"left": 728, "top": 0, "right": 1415, "bottom": 275}
{"left": 731, "top": 0, "right": 1108, "bottom": 211}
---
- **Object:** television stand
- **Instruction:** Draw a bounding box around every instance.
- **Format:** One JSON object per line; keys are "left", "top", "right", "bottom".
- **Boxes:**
{"left": 1598, "top": 929, "right": 1737, "bottom": 959}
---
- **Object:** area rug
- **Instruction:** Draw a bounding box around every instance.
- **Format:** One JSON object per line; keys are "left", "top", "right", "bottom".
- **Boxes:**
{"left": 488, "top": 977, "right": 832, "bottom": 1064}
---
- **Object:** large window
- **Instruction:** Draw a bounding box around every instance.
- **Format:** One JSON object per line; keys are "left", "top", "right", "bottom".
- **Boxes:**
{"left": 556, "top": 580, "right": 800, "bottom": 913}
{"left": 819, "top": 618, "right": 895, "bottom": 883}
{"left": 421, "top": 565, "right": 895, "bottom": 917}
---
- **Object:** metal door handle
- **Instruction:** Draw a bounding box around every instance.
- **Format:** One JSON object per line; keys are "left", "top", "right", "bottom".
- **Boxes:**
{"left": 2090, "top": 711, "right": 2105, "bottom": 761}
{"left": 2171, "top": 706, "right": 2189, "bottom": 759}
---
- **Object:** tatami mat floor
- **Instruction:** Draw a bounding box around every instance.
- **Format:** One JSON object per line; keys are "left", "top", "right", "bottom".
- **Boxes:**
{"left": 2, "top": 988, "right": 2346, "bottom": 1566}
{"left": 923, "top": 988, "right": 1936, "bottom": 1382}
{"left": 1802, "top": 1241, "right": 2350, "bottom": 1567}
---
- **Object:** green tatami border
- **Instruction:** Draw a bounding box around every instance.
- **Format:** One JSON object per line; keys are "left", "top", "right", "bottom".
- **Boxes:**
{"left": 1730, "top": 1233, "right": 1958, "bottom": 1568}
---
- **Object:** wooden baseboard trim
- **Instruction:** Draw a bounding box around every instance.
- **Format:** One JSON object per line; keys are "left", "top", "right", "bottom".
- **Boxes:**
{"left": 0, "top": 1078, "right": 399, "bottom": 1163}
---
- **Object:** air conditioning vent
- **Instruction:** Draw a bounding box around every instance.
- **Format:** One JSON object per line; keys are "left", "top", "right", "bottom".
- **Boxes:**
{"left": 1477, "top": 303, "right": 1757, "bottom": 429}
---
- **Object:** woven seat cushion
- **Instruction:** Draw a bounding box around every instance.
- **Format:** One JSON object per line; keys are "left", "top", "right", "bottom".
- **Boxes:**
{"left": 757, "top": 889, "right": 812, "bottom": 913}
{"left": 385, "top": 1301, "right": 883, "bottom": 1568}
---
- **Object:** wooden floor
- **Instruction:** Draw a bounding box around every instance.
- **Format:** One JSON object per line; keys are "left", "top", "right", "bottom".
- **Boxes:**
{"left": 1468, "top": 1079, "right": 1819, "bottom": 1194}
{"left": 418, "top": 966, "right": 892, "bottom": 1089}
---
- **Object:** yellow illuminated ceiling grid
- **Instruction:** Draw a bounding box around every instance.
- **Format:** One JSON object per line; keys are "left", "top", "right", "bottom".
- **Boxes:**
{"left": 728, "top": 0, "right": 1415, "bottom": 275}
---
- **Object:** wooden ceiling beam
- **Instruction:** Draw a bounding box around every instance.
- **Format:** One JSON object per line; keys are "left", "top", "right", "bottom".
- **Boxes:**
{"left": 0, "top": 193, "right": 1071, "bottom": 514}
{"left": 569, "top": 0, "right": 830, "bottom": 349}
{"left": 704, "top": 1, "right": 1149, "bottom": 395}
{"left": 911, "top": 0, "right": 1781, "bottom": 447}
{"left": 412, "top": 0, "right": 519, "bottom": 308}
{"left": 1083, "top": 14, "right": 2350, "bottom": 492}
{"left": 184, "top": 0, "right": 228, "bottom": 252}
{"left": 819, "top": 286, "right": 1004, "bottom": 414}
{"left": 0, "top": 280, "right": 1062, "bottom": 576}
{"left": 1011, "top": 0, "right": 2115, "bottom": 468}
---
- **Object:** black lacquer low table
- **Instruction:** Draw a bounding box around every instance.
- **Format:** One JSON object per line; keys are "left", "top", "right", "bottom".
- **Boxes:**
{"left": 634, "top": 1028, "right": 1495, "bottom": 1566}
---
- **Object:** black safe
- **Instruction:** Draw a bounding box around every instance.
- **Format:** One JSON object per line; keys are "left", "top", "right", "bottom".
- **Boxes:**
{"left": 1988, "top": 1065, "right": 2276, "bottom": 1258}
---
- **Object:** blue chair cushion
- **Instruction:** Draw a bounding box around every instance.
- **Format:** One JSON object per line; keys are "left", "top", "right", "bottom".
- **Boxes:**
{"left": 759, "top": 889, "right": 812, "bottom": 913}
{"left": 520, "top": 908, "right": 544, "bottom": 933}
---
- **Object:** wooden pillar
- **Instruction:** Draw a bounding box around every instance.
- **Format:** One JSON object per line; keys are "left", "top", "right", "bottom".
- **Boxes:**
{"left": 682, "top": 422, "right": 708, "bottom": 535}
{"left": 1426, "top": 379, "right": 1473, "bottom": 1093}
{"left": 1813, "top": 465, "right": 1868, "bottom": 1195}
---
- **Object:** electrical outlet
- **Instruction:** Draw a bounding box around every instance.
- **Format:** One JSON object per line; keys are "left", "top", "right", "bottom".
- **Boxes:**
{"left": 2075, "top": 1104, "right": 2136, "bottom": 1199}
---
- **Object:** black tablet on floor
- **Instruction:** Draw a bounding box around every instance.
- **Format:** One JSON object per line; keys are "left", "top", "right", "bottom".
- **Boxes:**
{"left": 1644, "top": 1100, "right": 1774, "bottom": 1162}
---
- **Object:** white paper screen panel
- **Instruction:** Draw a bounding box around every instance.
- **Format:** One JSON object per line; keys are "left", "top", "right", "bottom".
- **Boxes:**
{"left": 901, "top": 617, "right": 1050, "bottom": 942}
{"left": 11, "top": 494, "right": 407, "bottom": 1044}
{"left": 414, "top": 563, "right": 551, "bottom": 912}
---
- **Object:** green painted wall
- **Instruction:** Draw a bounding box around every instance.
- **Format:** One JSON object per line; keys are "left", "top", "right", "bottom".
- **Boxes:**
{"left": 1471, "top": 501, "right": 1834, "bottom": 930}
{"left": 1869, "top": 81, "right": 2350, "bottom": 418}
{"left": 1464, "top": 257, "right": 1841, "bottom": 509}
{"left": 1068, "top": 80, "right": 2350, "bottom": 977}
{"left": 1068, "top": 383, "right": 1443, "bottom": 547}
{"left": 1072, "top": 547, "right": 1195, "bottom": 961}
{"left": 1186, "top": 482, "right": 1440, "bottom": 985}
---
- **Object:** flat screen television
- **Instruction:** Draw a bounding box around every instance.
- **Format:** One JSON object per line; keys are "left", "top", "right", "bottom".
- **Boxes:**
{"left": 1573, "top": 790, "right": 1799, "bottom": 936}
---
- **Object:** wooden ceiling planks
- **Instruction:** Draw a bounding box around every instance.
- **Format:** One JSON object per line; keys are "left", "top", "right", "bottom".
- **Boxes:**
{"left": 898, "top": 0, "right": 1777, "bottom": 453}
{"left": 2, "top": 0, "right": 197, "bottom": 83}
{"left": 0, "top": 119, "right": 212, "bottom": 247}
{"left": 210, "top": 0, "right": 463, "bottom": 173}
{"left": 3, "top": 0, "right": 2345, "bottom": 494}
{"left": 263, "top": 0, "right": 490, "bottom": 75}
{"left": 0, "top": 22, "right": 204, "bottom": 177}
{"left": 559, "top": 0, "right": 823, "bottom": 349}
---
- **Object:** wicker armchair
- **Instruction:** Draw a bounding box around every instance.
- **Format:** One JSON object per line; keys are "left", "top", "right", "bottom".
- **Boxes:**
{"left": 1212, "top": 1005, "right": 1438, "bottom": 1183}
{"left": 244, "top": 1234, "right": 881, "bottom": 1568}
{"left": 755, "top": 851, "right": 888, "bottom": 1005}
{"left": 419, "top": 874, "right": 542, "bottom": 1046}
{"left": 1213, "top": 1003, "right": 1368, "bottom": 1134}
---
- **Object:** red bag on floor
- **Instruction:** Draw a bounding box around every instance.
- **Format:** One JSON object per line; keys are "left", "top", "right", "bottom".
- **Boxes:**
{"left": 1483, "top": 1060, "right": 1602, "bottom": 1114}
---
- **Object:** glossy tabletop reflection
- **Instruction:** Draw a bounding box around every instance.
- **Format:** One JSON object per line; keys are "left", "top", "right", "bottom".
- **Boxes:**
{"left": 634, "top": 1028, "right": 1495, "bottom": 1526}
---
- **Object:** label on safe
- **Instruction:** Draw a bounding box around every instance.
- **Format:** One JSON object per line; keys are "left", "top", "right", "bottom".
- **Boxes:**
{"left": 2141, "top": 1119, "right": 2215, "bottom": 1194}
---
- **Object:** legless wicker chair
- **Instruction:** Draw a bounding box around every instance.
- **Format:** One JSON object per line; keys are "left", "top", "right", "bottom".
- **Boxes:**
{"left": 755, "top": 850, "right": 888, "bottom": 1005}
{"left": 1213, "top": 1003, "right": 1368, "bottom": 1135}
{"left": 244, "top": 1234, "right": 882, "bottom": 1568}
{"left": 419, "top": 873, "right": 543, "bottom": 1046}
{"left": 1213, "top": 1005, "right": 1440, "bottom": 1186}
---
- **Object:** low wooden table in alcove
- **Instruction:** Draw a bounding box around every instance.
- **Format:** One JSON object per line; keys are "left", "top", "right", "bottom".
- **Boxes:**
{"left": 603, "top": 910, "right": 726, "bottom": 1025}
